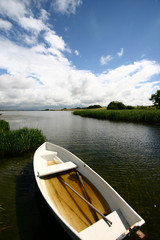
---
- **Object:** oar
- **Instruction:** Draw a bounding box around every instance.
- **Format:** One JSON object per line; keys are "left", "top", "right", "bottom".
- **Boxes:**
{"left": 58, "top": 176, "right": 112, "bottom": 227}
{"left": 76, "top": 172, "right": 99, "bottom": 221}
{"left": 76, "top": 172, "right": 91, "bottom": 201}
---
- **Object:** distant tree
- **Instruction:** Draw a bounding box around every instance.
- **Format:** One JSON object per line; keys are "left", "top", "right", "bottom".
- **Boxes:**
{"left": 150, "top": 90, "right": 160, "bottom": 109}
{"left": 126, "top": 105, "right": 134, "bottom": 110}
{"left": 87, "top": 105, "right": 102, "bottom": 109}
{"left": 107, "top": 101, "right": 126, "bottom": 110}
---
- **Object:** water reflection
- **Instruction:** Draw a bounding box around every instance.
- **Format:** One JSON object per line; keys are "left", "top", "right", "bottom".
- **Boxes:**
{"left": 16, "top": 162, "right": 71, "bottom": 240}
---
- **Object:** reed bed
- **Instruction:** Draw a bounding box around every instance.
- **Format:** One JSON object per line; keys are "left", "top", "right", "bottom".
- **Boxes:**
{"left": 73, "top": 109, "right": 160, "bottom": 124}
{"left": 0, "top": 120, "right": 45, "bottom": 157}
{"left": 0, "top": 119, "right": 10, "bottom": 132}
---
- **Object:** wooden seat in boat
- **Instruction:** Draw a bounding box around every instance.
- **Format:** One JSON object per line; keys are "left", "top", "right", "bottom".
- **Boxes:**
{"left": 38, "top": 161, "right": 77, "bottom": 177}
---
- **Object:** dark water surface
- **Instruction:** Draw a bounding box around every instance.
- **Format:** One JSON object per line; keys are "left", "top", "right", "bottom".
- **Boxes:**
{"left": 0, "top": 111, "right": 160, "bottom": 239}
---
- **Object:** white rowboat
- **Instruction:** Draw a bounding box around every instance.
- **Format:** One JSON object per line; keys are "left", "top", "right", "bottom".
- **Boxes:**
{"left": 33, "top": 142, "right": 145, "bottom": 240}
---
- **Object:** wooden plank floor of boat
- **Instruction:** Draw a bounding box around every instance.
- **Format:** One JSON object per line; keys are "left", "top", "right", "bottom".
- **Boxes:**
{"left": 44, "top": 161, "right": 111, "bottom": 232}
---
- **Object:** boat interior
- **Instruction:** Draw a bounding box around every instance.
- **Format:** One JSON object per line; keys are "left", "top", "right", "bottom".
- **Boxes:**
{"left": 37, "top": 150, "right": 130, "bottom": 237}
{"left": 45, "top": 166, "right": 111, "bottom": 232}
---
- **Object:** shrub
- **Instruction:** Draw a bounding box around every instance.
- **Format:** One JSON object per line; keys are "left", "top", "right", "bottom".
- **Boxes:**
{"left": 107, "top": 101, "right": 126, "bottom": 110}
{"left": 87, "top": 105, "right": 102, "bottom": 109}
{"left": 126, "top": 105, "right": 134, "bottom": 110}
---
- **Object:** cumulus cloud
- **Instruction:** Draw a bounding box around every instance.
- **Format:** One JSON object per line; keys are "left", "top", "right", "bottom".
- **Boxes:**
{"left": 52, "top": 0, "right": 82, "bottom": 15}
{"left": 0, "top": 74, "right": 37, "bottom": 89}
{"left": 100, "top": 55, "right": 113, "bottom": 65}
{"left": 0, "top": 35, "right": 160, "bottom": 108}
{"left": 0, "top": 0, "right": 160, "bottom": 109}
{"left": 98, "top": 60, "right": 160, "bottom": 105}
{"left": 44, "top": 30, "right": 68, "bottom": 52}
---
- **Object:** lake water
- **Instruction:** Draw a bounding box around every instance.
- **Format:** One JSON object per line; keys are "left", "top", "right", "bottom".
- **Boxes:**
{"left": 0, "top": 111, "right": 160, "bottom": 239}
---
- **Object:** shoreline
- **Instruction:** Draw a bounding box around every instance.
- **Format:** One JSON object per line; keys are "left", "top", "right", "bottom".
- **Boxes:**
{"left": 73, "top": 109, "right": 160, "bottom": 124}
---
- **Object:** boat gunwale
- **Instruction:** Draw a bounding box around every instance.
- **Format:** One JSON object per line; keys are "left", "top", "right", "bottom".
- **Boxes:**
{"left": 33, "top": 142, "right": 145, "bottom": 239}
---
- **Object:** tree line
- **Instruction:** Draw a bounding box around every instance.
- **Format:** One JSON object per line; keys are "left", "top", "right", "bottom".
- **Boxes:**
{"left": 107, "top": 90, "right": 160, "bottom": 110}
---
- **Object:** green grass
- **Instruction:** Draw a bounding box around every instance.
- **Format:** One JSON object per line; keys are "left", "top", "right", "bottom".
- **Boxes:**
{"left": 0, "top": 120, "right": 45, "bottom": 157}
{"left": 73, "top": 109, "right": 160, "bottom": 124}
{"left": 0, "top": 120, "right": 10, "bottom": 132}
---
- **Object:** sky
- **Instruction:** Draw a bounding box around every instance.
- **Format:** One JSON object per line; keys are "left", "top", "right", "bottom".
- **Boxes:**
{"left": 0, "top": 0, "right": 160, "bottom": 110}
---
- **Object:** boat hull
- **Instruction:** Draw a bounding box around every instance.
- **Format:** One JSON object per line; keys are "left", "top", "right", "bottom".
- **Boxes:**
{"left": 33, "top": 142, "right": 145, "bottom": 240}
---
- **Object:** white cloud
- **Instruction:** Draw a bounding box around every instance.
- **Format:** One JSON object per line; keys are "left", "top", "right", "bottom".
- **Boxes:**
{"left": 52, "top": 0, "right": 82, "bottom": 15}
{"left": 0, "top": 19, "right": 12, "bottom": 30}
{"left": 0, "top": 74, "right": 37, "bottom": 90}
{"left": 98, "top": 60, "right": 160, "bottom": 106}
{"left": 0, "top": 1, "right": 49, "bottom": 38}
{"left": 23, "top": 34, "right": 38, "bottom": 45}
{"left": 0, "top": 35, "right": 160, "bottom": 108}
{"left": 74, "top": 50, "right": 79, "bottom": 56}
{"left": 39, "top": 9, "right": 50, "bottom": 22}
{"left": 101, "top": 48, "right": 124, "bottom": 65}
{"left": 44, "top": 30, "right": 67, "bottom": 51}
{"left": 100, "top": 55, "right": 113, "bottom": 65}
{"left": 0, "top": 0, "right": 160, "bottom": 109}
{"left": 117, "top": 48, "right": 124, "bottom": 57}
{"left": 0, "top": 0, "right": 27, "bottom": 19}
{"left": 19, "top": 16, "right": 46, "bottom": 33}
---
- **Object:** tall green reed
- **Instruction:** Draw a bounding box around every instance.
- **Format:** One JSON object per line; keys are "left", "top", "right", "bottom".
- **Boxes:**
{"left": 73, "top": 109, "right": 160, "bottom": 124}
{"left": 0, "top": 120, "right": 45, "bottom": 157}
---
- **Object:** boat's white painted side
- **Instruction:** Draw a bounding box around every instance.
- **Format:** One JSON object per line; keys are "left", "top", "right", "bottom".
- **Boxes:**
{"left": 34, "top": 143, "right": 81, "bottom": 239}
{"left": 33, "top": 142, "right": 145, "bottom": 240}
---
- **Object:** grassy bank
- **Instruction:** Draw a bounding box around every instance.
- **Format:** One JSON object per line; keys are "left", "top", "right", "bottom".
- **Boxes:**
{"left": 73, "top": 109, "right": 160, "bottom": 124}
{"left": 0, "top": 120, "right": 45, "bottom": 157}
{"left": 0, "top": 119, "right": 10, "bottom": 132}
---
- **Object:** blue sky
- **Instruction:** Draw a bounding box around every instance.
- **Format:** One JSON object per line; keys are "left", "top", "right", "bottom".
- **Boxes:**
{"left": 0, "top": 0, "right": 160, "bottom": 109}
